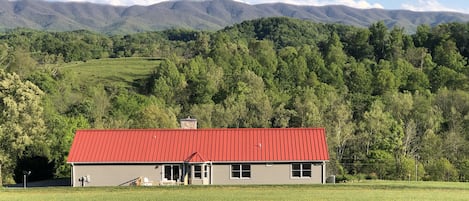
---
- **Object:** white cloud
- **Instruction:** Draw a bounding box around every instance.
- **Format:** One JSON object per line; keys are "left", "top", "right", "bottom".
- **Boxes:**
{"left": 401, "top": 0, "right": 469, "bottom": 13}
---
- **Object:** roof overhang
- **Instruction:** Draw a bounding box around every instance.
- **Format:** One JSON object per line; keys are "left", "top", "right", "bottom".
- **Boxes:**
{"left": 68, "top": 160, "right": 329, "bottom": 165}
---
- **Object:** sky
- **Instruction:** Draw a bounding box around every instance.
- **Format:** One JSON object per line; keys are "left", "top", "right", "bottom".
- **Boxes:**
{"left": 41, "top": 0, "right": 469, "bottom": 14}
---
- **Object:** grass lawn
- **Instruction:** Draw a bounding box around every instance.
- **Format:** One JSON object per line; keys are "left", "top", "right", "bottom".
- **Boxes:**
{"left": 59, "top": 57, "right": 161, "bottom": 88}
{"left": 2, "top": 181, "right": 469, "bottom": 201}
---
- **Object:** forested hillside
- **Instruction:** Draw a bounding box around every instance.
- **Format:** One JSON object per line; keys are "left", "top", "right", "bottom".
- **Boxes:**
{"left": 1, "top": 17, "right": 469, "bottom": 184}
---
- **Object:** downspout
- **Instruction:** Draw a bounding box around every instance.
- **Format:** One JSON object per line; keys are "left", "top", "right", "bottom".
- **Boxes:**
{"left": 71, "top": 163, "right": 75, "bottom": 187}
{"left": 210, "top": 161, "right": 213, "bottom": 185}
{"left": 321, "top": 161, "right": 326, "bottom": 184}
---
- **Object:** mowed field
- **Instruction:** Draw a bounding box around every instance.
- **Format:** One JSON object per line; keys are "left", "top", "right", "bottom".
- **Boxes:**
{"left": 59, "top": 57, "right": 161, "bottom": 88}
{"left": 1, "top": 181, "right": 469, "bottom": 201}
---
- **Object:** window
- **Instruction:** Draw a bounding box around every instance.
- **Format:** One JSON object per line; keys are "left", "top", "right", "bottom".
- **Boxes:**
{"left": 194, "top": 164, "right": 209, "bottom": 179}
{"left": 231, "top": 164, "right": 251, "bottom": 179}
{"left": 204, "top": 165, "right": 209, "bottom": 178}
{"left": 292, "top": 163, "right": 312, "bottom": 178}
{"left": 164, "top": 165, "right": 180, "bottom": 181}
{"left": 194, "top": 165, "right": 202, "bottom": 179}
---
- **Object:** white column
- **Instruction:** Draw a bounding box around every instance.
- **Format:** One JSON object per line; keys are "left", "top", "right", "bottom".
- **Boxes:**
{"left": 210, "top": 161, "right": 213, "bottom": 185}
{"left": 71, "top": 164, "right": 75, "bottom": 187}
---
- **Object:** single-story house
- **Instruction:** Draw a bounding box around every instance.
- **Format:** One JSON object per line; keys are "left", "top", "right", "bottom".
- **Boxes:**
{"left": 67, "top": 119, "right": 329, "bottom": 186}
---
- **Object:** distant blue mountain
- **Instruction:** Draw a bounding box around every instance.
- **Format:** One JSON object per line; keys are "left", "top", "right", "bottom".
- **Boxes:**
{"left": 0, "top": 0, "right": 468, "bottom": 33}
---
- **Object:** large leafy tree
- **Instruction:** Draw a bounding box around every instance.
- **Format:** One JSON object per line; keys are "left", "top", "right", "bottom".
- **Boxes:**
{"left": 0, "top": 69, "right": 47, "bottom": 184}
{"left": 369, "top": 21, "right": 390, "bottom": 61}
{"left": 290, "top": 87, "right": 322, "bottom": 127}
{"left": 222, "top": 70, "right": 273, "bottom": 128}
{"left": 323, "top": 96, "right": 356, "bottom": 175}
{"left": 358, "top": 99, "right": 404, "bottom": 178}
{"left": 323, "top": 32, "right": 347, "bottom": 88}
{"left": 147, "top": 58, "right": 187, "bottom": 105}
{"left": 132, "top": 99, "right": 179, "bottom": 129}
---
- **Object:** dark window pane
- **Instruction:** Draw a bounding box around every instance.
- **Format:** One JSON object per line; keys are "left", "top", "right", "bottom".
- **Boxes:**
{"left": 292, "top": 163, "right": 300, "bottom": 171}
{"left": 302, "top": 170, "right": 311, "bottom": 177}
{"left": 242, "top": 171, "right": 251, "bottom": 178}
{"left": 242, "top": 164, "right": 251, "bottom": 171}
{"left": 164, "top": 166, "right": 172, "bottom": 180}
{"left": 292, "top": 170, "right": 301, "bottom": 177}
{"left": 194, "top": 165, "right": 202, "bottom": 178}
{"left": 232, "top": 172, "right": 240, "bottom": 178}
{"left": 232, "top": 165, "right": 240, "bottom": 171}
{"left": 302, "top": 164, "right": 311, "bottom": 170}
{"left": 173, "top": 166, "right": 180, "bottom": 180}
{"left": 232, "top": 164, "right": 241, "bottom": 178}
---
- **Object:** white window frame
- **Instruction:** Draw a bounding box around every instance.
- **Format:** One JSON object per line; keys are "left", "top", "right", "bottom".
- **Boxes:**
{"left": 164, "top": 164, "right": 181, "bottom": 181}
{"left": 291, "top": 163, "right": 312, "bottom": 179}
{"left": 204, "top": 165, "right": 209, "bottom": 178}
{"left": 194, "top": 165, "right": 203, "bottom": 179}
{"left": 230, "top": 164, "right": 251, "bottom": 179}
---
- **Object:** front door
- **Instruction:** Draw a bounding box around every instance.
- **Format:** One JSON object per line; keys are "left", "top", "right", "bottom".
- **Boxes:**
{"left": 202, "top": 165, "right": 209, "bottom": 185}
{"left": 192, "top": 164, "right": 210, "bottom": 185}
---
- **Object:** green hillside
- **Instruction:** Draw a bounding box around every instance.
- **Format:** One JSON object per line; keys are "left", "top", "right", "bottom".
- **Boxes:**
{"left": 2, "top": 17, "right": 469, "bottom": 185}
{"left": 59, "top": 57, "right": 161, "bottom": 88}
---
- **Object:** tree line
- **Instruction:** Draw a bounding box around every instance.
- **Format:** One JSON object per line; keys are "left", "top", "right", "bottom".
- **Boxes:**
{"left": 1, "top": 17, "right": 469, "bottom": 183}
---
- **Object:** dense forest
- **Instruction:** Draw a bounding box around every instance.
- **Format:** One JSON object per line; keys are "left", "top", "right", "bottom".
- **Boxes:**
{"left": 1, "top": 17, "right": 469, "bottom": 184}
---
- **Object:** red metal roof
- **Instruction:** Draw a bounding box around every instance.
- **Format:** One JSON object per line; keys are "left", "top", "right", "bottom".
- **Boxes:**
{"left": 67, "top": 128, "right": 329, "bottom": 163}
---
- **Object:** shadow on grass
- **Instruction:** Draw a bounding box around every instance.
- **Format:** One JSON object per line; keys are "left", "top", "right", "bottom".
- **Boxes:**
{"left": 4, "top": 178, "right": 71, "bottom": 188}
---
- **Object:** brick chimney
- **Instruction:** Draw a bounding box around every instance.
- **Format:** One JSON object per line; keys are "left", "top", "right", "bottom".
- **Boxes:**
{"left": 180, "top": 116, "right": 197, "bottom": 129}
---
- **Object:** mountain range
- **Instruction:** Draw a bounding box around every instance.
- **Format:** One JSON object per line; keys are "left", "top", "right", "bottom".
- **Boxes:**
{"left": 1, "top": 0, "right": 469, "bottom": 34}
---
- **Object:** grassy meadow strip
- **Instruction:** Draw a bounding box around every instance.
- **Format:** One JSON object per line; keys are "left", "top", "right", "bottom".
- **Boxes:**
{"left": 1, "top": 181, "right": 469, "bottom": 201}
{"left": 59, "top": 57, "right": 161, "bottom": 87}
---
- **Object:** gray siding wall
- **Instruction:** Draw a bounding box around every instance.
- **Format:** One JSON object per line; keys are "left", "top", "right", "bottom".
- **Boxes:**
{"left": 72, "top": 162, "right": 325, "bottom": 186}
{"left": 212, "top": 163, "right": 323, "bottom": 185}
{"left": 73, "top": 164, "right": 162, "bottom": 187}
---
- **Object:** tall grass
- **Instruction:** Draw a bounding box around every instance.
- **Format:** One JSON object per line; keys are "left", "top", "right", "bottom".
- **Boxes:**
{"left": 59, "top": 57, "right": 160, "bottom": 88}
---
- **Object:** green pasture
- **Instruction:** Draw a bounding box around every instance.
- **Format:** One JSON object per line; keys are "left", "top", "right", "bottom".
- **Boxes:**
{"left": 2, "top": 181, "right": 469, "bottom": 201}
{"left": 59, "top": 57, "right": 160, "bottom": 88}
